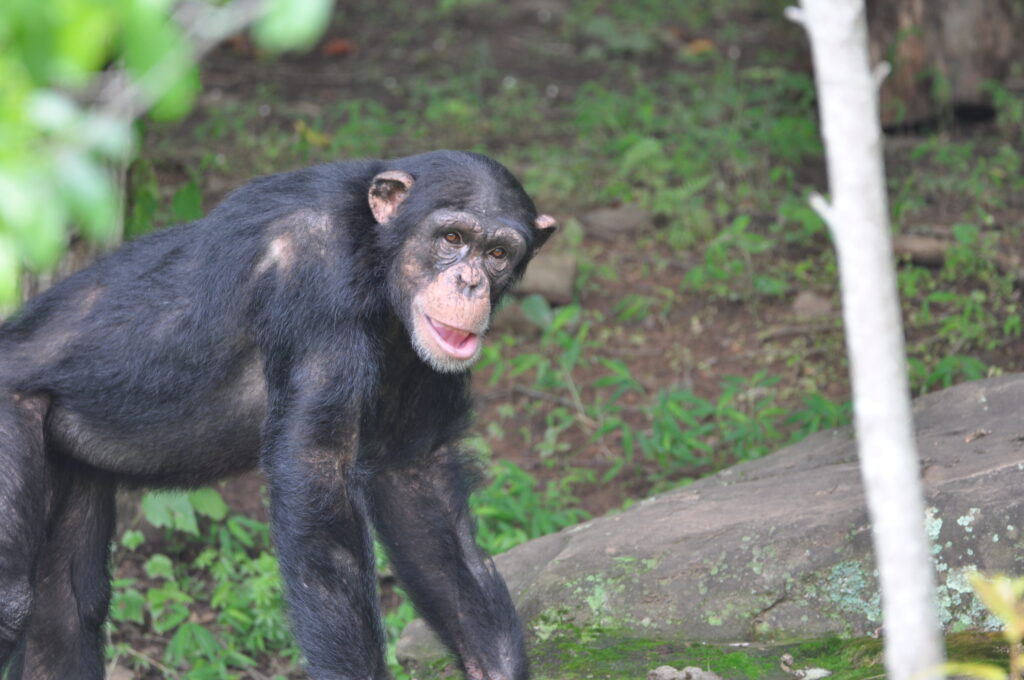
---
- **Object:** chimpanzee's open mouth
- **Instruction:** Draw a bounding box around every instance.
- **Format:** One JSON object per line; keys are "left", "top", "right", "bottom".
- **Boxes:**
{"left": 425, "top": 316, "right": 480, "bottom": 360}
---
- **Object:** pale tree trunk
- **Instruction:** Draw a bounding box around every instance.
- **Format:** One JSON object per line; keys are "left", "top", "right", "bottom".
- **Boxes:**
{"left": 786, "top": 2, "right": 945, "bottom": 680}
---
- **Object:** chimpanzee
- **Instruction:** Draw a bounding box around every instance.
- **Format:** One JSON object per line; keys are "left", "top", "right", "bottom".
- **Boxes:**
{"left": 0, "top": 150, "right": 556, "bottom": 680}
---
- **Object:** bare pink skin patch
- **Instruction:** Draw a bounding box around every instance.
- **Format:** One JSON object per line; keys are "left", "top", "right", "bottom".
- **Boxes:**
{"left": 388, "top": 203, "right": 549, "bottom": 373}
{"left": 409, "top": 270, "right": 490, "bottom": 372}
{"left": 535, "top": 213, "right": 557, "bottom": 231}
{"left": 368, "top": 170, "right": 414, "bottom": 224}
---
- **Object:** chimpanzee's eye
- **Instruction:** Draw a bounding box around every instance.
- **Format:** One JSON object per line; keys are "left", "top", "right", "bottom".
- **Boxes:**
{"left": 489, "top": 247, "right": 507, "bottom": 260}
{"left": 443, "top": 231, "right": 462, "bottom": 245}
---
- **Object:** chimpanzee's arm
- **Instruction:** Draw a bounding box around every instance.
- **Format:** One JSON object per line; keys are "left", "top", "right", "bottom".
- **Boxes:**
{"left": 370, "top": 446, "right": 528, "bottom": 680}
{"left": 260, "top": 340, "right": 388, "bottom": 680}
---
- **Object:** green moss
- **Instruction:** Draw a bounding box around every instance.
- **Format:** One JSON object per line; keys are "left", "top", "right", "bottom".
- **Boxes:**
{"left": 527, "top": 635, "right": 886, "bottom": 680}
{"left": 406, "top": 632, "right": 1009, "bottom": 680}
{"left": 945, "top": 631, "right": 1010, "bottom": 670}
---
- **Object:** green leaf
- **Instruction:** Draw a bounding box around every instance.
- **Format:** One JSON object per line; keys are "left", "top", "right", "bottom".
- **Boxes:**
{"left": 151, "top": 600, "right": 190, "bottom": 634}
{"left": 550, "top": 304, "right": 580, "bottom": 333}
{"left": 939, "top": 662, "right": 1007, "bottom": 680}
{"left": 188, "top": 487, "right": 229, "bottom": 521}
{"left": 520, "top": 294, "right": 553, "bottom": 330}
{"left": 144, "top": 553, "right": 175, "bottom": 581}
{"left": 55, "top": 151, "right": 117, "bottom": 242}
{"left": 121, "top": 529, "right": 146, "bottom": 550}
{"left": 54, "top": 3, "right": 116, "bottom": 85}
{"left": 166, "top": 623, "right": 221, "bottom": 665}
{"left": 253, "top": 0, "right": 334, "bottom": 52}
{"left": 110, "top": 588, "right": 146, "bottom": 624}
{"left": 150, "top": 65, "right": 199, "bottom": 121}
{"left": 140, "top": 493, "right": 171, "bottom": 528}
{"left": 227, "top": 516, "right": 256, "bottom": 548}
{"left": 171, "top": 179, "right": 203, "bottom": 222}
{"left": 14, "top": 187, "right": 68, "bottom": 270}
{"left": 27, "top": 91, "right": 79, "bottom": 132}
{"left": 122, "top": 5, "right": 198, "bottom": 121}
{"left": 617, "top": 137, "right": 664, "bottom": 178}
{"left": 141, "top": 491, "right": 199, "bottom": 535}
{"left": 753, "top": 275, "right": 786, "bottom": 297}
{"left": 0, "top": 236, "right": 20, "bottom": 309}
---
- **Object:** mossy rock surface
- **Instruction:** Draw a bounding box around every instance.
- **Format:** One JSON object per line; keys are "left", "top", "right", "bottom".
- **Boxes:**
{"left": 406, "top": 631, "right": 1009, "bottom": 679}
{"left": 398, "top": 376, "right": 1024, "bottom": 676}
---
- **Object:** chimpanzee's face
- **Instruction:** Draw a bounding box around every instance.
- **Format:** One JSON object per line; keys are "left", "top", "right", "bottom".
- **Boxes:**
{"left": 367, "top": 165, "right": 555, "bottom": 374}
{"left": 398, "top": 208, "right": 529, "bottom": 373}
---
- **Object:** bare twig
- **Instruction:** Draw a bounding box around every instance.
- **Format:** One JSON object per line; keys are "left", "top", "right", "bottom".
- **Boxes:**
{"left": 511, "top": 385, "right": 597, "bottom": 429}
{"left": 560, "top": 369, "right": 598, "bottom": 428}
{"left": 119, "top": 646, "right": 182, "bottom": 679}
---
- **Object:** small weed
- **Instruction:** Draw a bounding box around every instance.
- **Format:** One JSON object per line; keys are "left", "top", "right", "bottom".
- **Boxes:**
{"left": 472, "top": 460, "right": 591, "bottom": 554}
{"left": 109, "top": 489, "right": 297, "bottom": 679}
{"left": 986, "top": 80, "right": 1024, "bottom": 142}
{"left": 683, "top": 215, "right": 786, "bottom": 299}
{"left": 592, "top": 362, "right": 850, "bottom": 486}
{"left": 909, "top": 355, "right": 989, "bottom": 394}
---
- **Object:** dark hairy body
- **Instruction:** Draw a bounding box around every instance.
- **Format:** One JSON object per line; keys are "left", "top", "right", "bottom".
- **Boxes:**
{"left": 0, "top": 150, "right": 555, "bottom": 680}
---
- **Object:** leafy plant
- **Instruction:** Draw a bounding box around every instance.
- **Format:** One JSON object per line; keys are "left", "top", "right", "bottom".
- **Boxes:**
{"left": 0, "top": 0, "right": 331, "bottom": 308}
{"left": 110, "top": 489, "right": 297, "bottom": 678}
{"left": 140, "top": 488, "right": 229, "bottom": 536}
{"left": 943, "top": 573, "right": 1024, "bottom": 679}
{"left": 472, "top": 460, "right": 590, "bottom": 554}
{"left": 909, "top": 355, "right": 989, "bottom": 394}
{"left": 683, "top": 215, "right": 786, "bottom": 298}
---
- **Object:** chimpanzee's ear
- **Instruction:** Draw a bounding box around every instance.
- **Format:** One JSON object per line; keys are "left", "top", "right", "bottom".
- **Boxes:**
{"left": 533, "top": 214, "right": 558, "bottom": 249}
{"left": 369, "top": 170, "right": 414, "bottom": 224}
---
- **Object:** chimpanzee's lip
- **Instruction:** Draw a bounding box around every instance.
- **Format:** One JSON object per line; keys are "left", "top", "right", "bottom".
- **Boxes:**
{"left": 425, "top": 315, "right": 480, "bottom": 360}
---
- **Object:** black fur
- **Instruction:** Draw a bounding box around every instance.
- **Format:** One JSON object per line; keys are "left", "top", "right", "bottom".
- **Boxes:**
{"left": 0, "top": 151, "right": 547, "bottom": 680}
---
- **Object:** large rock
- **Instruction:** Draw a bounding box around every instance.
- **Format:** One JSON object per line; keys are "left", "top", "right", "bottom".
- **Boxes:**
{"left": 399, "top": 375, "right": 1024, "bottom": 669}
{"left": 581, "top": 203, "right": 652, "bottom": 240}
{"left": 516, "top": 251, "right": 577, "bottom": 306}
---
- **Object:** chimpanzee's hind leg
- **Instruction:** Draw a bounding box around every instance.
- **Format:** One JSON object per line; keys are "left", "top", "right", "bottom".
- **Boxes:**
{"left": 0, "top": 394, "right": 48, "bottom": 673}
{"left": 12, "top": 475, "right": 114, "bottom": 680}
{"left": 5, "top": 462, "right": 116, "bottom": 680}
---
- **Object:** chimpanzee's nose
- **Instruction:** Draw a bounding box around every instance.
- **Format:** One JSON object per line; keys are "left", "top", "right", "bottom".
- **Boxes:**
{"left": 457, "top": 266, "right": 486, "bottom": 297}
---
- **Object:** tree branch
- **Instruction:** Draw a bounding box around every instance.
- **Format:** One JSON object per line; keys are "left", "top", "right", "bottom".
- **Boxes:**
{"left": 98, "top": 0, "right": 266, "bottom": 121}
{"left": 791, "top": 1, "right": 946, "bottom": 679}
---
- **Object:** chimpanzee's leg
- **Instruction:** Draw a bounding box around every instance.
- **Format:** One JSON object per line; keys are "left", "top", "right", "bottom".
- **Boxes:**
{"left": 0, "top": 394, "right": 48, "bottom": 672}
{"left": 264, "top": 449, "right": 388, "bottom": 680}
{"left": 370, "top": 446, "right": 527, "bottom": 680}
{"left": 8, "top": 465, "right": 115, "bottom": 680}
{"left": 260, "top": 336, "right": 391, "bottom": 680}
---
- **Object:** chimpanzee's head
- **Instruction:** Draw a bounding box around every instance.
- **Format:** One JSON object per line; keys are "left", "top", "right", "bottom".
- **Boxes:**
{"left": 370, "top": 151, "right": 556, "bottom": 373}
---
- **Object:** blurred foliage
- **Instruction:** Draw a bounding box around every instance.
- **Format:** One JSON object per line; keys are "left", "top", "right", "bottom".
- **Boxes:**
{"left": 943, "top": 573, "right": 1024, "bottom": 679}
{"left": 0, "top": 0, "right": 331, "bottom": 309}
